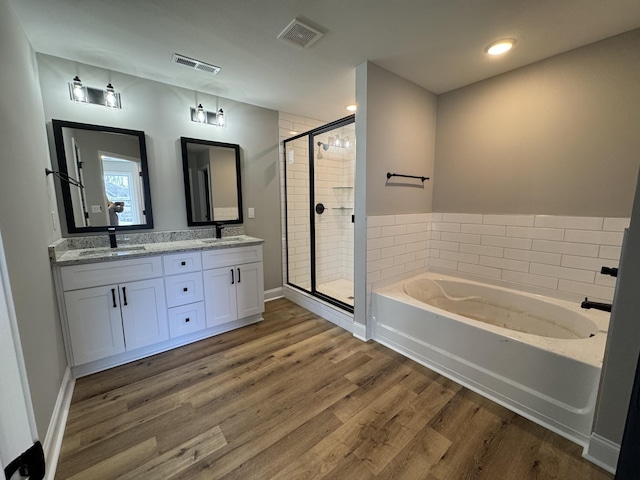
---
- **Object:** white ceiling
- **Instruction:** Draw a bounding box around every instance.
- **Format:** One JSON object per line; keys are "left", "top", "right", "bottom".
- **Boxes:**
{"left": 9, "top": 0, "right": 640, "bottom": 122}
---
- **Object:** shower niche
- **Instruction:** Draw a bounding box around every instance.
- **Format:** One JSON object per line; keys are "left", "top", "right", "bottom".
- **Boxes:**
{"left": 283, "top": 116, "right": 355, "bottom": 312}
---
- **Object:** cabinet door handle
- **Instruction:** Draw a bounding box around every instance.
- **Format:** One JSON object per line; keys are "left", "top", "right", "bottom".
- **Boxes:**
{"left": 231, "top": 269, "right": 235, "bottom": 284}
{"left": 237, "top": 268, "right": 241, "bottom": 283}
{"left": 185, "top": 317, "right": 190, "bottom": 323}
{"left": 183, "top": 287, "right": 188, "bottom": 292}
{"left": 122, "top": 287, "right": 128, "bottom": 306}
{"left": 181, "top": 261, "right": 186, "bottom": 266}
{"left": 111, "top": 288, "right": 117, "bottom": 308}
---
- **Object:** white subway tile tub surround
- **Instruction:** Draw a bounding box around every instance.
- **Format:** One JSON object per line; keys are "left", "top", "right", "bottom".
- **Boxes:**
{"left": 366, "top": 214, "right": 431, "bottom": 324}
{"left": 429, "top": 214, "right": 629, "bottom": 302}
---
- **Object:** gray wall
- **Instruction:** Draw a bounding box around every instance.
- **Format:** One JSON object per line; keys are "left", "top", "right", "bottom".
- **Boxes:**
{"left": 594, "top": 170, "right": 640, "bottom": 445}
{"left": 364, "top": 62, "right": 437, "bottom": 216}
{"left": 0, "top": 0, "right": 67, "bottom": 437}
{"left": 434, "top": 29, "right": 640, "bottom": 217}
{"left": 37, "top": 55, "right": 282, "bottom": 290}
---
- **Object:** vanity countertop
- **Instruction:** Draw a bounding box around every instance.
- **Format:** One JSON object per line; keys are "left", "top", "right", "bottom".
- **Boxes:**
{"left": 50, "top": 235, "right": 264, "bottom": 267}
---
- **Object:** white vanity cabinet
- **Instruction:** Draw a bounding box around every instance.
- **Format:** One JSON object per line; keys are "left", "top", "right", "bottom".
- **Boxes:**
{"left": 59, "top": 256, "right": 168, "bottom": 365}
{"left": 53, "top": 240, "right": 265, "bottom": 375}
{"left": 202, "top": 245, "right": 264, "bottom": 328}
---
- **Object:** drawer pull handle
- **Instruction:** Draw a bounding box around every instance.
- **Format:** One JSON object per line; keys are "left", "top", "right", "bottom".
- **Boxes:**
{"left": 237, "top": 268, "right": 241, "bottom": 283}
{"left": 231, "top": 269, "right": 235, "bottom": 285}
{"left": 185, "top": 317, "right": 190, "bottom": 323}
{"left": 122, "top": 287, "right": 128, "bottom": 306}
{"left": 183, "top": 287, "right": 188, "bottom": 292}
{"left": 181, "top": 261, "right": 186, "bottom": 266}
{"left": 111, "top": 288, "right": 117, "bottom": 308}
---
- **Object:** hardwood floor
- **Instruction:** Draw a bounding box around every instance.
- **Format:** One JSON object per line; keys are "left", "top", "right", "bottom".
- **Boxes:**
{"left": 55, "top": 298, "right": 613, "bottom": 479}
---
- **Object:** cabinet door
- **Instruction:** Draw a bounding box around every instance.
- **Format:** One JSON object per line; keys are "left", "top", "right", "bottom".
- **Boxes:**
{"left": 64, "top": 285, "right": 125, "bottom": 365}
{"left": 236, "top": 262, "right": 264, "bottom": 319}
{"left": 203, "top": 267, "right": 237, "bottom": 327}
{"left": 120, "top": 278, "right": 168, "bottom": 351}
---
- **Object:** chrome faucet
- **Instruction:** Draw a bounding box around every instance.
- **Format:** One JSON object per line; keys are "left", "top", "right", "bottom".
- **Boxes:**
{"left": 108, "top": 227, "right": 117, "bottom": 248}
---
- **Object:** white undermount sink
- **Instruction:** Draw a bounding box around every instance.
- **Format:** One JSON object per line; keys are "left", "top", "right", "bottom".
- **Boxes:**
{"left": 77, "top": 246, "right": 146, "bottom": 256}
{"left": 200, "top": 236, "right": 243, "bottom": 244}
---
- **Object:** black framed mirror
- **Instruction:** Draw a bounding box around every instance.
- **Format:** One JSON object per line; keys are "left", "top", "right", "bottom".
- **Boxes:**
{"left": 181, "top": 137, "right": 243, "bottom": 226}
{"left": 51, "top": 120, "right": 154, "bottom": 233}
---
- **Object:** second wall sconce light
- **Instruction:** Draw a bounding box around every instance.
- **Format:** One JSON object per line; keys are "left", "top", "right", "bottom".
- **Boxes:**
{"left": 69, "top": 76, "right": 121, "bottom": 109}
{"left": 190, "top": 104, "right": 225, "bottom": 127}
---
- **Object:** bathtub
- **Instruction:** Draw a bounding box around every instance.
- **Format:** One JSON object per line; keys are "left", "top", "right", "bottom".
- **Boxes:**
{"left": 372, "top": 272, "right": 610, "bottom": 447}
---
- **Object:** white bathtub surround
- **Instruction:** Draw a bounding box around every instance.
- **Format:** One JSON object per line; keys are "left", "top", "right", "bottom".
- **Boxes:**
{"left": 429, "top": 214, "right": 627, "bottom": 303}
{"left": 366, "top": 213, "right": 628, "bottom": 311}
{"left": 373, "top": 272, "right": 610, "bottom": 447}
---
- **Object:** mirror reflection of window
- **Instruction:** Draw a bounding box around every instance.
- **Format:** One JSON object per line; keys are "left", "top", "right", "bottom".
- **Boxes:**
{"left": 101, "top": 155, "right": 143, "bottom": 225}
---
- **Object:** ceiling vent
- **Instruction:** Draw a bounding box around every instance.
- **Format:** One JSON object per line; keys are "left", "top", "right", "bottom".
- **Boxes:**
{"left": 171, "top": 53, "right": 221, "bottom": 75}
{"left": 278, "top": 18, "right": 323, "bottom": 48}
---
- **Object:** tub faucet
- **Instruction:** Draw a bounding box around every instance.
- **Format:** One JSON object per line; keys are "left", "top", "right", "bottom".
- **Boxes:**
{"left": 581, "top": 297, "right": 612, "bottom": 313}
{"left": 108, "top": 227, "right": 117, "bottom": 248}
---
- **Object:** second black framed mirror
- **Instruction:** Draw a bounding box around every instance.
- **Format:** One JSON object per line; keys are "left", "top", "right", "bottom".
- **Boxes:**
{"left": 181, "top": 137, "right": 243, "bottom": 226}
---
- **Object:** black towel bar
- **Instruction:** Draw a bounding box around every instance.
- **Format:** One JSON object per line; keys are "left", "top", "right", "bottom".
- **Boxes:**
{"left": 386, "top": 172, "right": 429, "bottom": 183}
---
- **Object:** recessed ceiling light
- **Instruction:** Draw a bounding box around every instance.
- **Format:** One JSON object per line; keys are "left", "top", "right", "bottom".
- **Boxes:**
{"left": 485, "top": 39, "right": 516, "bottom": 56}
{"left": 346, "top": 104, "right": 357, "bottom": 112}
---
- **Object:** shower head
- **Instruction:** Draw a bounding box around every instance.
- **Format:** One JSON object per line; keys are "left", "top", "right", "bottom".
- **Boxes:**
{"left": 317, "top": 141, "right": 329, "bottom": 151}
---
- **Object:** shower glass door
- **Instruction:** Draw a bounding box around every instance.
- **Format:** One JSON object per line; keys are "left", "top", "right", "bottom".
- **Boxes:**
{"left": 312, "top": 121, "right": 355, "bottom": 308}
{"left": 283, "top": 116, "right": 355, "bottom": 312}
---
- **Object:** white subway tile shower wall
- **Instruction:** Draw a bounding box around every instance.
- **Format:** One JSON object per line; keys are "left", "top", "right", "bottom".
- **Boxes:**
{"left": 366, "top": 214, "right": 628, "bottom": 316}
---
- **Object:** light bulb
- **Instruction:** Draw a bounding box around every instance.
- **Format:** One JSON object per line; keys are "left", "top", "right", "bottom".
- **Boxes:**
{"left": 105, "top": 83, "right": 117, "bottom": 108}
{"left": 217, "top": 108, "right": 225, "bottom": 127}
{"left": 72, "top": 76, "right": 85, "bottom": 102}
{"left": 196, "top": 104, "right": 206, "bottom": 123}
{"left": 335, "top": 136, "right": 342, "bottom": 148}
{"left": 344, "top": 136, "right": 350, "bottom": 149}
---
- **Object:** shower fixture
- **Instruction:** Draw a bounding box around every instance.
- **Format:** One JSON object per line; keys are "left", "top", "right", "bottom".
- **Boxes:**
{"left": 316, "top": 141, "right": 329, "bottom": 159}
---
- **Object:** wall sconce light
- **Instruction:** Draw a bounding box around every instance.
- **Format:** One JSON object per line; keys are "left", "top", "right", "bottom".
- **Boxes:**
{"left": 327, "top": 134, "right": 350, "bottom": 149}
{"left": 71, "top": 76, "right": 87, "bottom": 103}
{"left": 190, "top": 104, "right": 225, "bottom": 126}
{"left": 68, "top": 76, "right": 121, "bottom": 109}
{"left": 104, "top": 83, "right": 121, "bottom": 108}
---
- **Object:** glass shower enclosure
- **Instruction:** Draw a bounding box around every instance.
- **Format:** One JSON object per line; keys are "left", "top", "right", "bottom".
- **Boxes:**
{"left": 283, "top": 116, "right": 355, "bottom": 312}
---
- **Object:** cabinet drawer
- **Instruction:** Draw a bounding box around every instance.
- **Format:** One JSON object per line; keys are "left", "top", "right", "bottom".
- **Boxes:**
{"left": 164, "top": 272, "right": 204, "bottom": 308}
{"left": 61, "top": 256, "right": 163, "bottom": 291}
{"left": 168, "top": 302, "right": 206, "bottom": 338}
{"left": 202, "top": 245, "right": 262, "bottom": 270}
{"left": 163, "top": 252, "right": 202, "bottom": 276}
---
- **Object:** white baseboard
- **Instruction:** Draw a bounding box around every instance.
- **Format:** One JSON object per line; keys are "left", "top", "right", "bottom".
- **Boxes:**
{"left": 44, "top": 367, "right": 75, "bottom": 480}
{"left": 352, "top": 321, "right": 369, "bottom": 341}
{"left": 264, "top": 287, "right": 284, "bottom": 302}
{"left": 583, "top": 433, "right": 619, "bottom": 475}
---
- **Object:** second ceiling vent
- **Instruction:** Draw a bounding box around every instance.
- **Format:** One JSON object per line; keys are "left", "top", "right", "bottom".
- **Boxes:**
{"left": 278, "top": 18, "right": 323, "bottom": 49}
{"left": 171, "top": 53, "right": 221, "bottom": 75}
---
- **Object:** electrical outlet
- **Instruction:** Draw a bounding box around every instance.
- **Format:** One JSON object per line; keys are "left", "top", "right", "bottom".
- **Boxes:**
{"left": 248, "top": 207, "right": 255, "bottom": 219}
{"left": 91, "top": 205, "right": 103, "bottom": 213}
